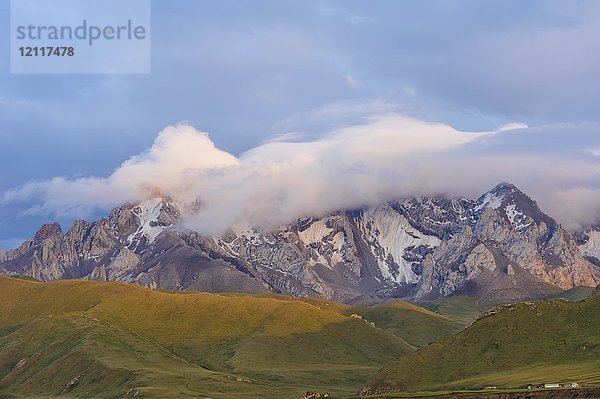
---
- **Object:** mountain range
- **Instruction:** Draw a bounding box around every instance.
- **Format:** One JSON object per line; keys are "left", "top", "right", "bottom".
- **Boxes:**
{"left": 1, "top": 182, "right": 598, "bottom": 305}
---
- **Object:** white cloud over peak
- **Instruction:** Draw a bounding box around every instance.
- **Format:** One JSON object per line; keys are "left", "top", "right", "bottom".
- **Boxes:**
{"left": 2, "top": 114, "right": 599, "bottom": 234}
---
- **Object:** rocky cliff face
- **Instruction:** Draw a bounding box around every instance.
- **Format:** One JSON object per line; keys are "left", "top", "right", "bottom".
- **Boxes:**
{"left": 576, "top": 225, "right": 600, "bottom": 267}
{"left": 414, "top": 184, "right": 599, "bottom": 305}
{"left": 1, "top": 183, "right": 598, "bottom": 304}
{"left": 184, "top": 203, "right": 442, "bottom": 302}
{"left": 0, "top": 198, "right": 268, "bottom": 294}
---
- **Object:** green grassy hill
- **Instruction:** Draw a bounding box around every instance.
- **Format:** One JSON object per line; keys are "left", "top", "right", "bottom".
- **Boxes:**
{"left": 415, "top": 296, "right": 483, "bottom": 326}
{"left": 363, "top": 290, "right": 600, "bottom": 395}
{"left": 345, "top": 301, "right": 463, "bottom": 349}
{"left": 0, "top": 277, "right": 459, "bottom": 399}
{"left": 547, "top": 285, "right": 596, "bottom": 302}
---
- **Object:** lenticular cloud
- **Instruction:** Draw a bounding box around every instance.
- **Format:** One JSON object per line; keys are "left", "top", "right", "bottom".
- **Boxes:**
{"left": 2, "top": 114, "right": 599, "bottom": 234}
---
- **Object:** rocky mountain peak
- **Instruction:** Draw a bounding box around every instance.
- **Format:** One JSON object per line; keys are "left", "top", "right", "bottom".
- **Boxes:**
{"left": 477, "top": 182, "right": 525, "bottom": 209}
{"left": 476, "top": 182, "right": 556, "bottom": 232}
{"left": 132, "top": 197, "right": 179, "bottom": 225}
{"left": 124, "top": 197, "right": 181, "bottom": 251}
{"left": 33, "top": 222, "right": 63, "bottom": 243}
{"left": 392, "top": 197, "right": 477, "bottom": 241}
{"left": 1, "top": 183, "right": 598, "bottom": 305}
{"left": 490, "top": 181, "right": 519, "bottom": 193}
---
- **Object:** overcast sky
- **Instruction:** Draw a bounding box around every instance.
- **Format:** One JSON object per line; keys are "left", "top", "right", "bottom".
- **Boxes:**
{"left": 1, "top": 0, "right": 600, "bottom": 248}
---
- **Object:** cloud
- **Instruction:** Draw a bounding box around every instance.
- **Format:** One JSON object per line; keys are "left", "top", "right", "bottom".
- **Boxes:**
{"left": 345, "top": 74, "right": 359, "bottom": 88}
{"left": 495, "top": 122, "right": 528, "bottom": 132}
{"left": 271, "top": 98, "right": 400, "bottom": 136}
{"left": 1, "top": 124, "right": 238, "bottom": 219}
{"left": 2, "top": 114, "right": 599, "bottom": 235}
{"left": 549, "top": 188, "right": 600, "bottom": 231}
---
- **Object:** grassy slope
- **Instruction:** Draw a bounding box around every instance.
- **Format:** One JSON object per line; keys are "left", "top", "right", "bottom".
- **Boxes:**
{"left": 0, "top": 277, "right": 458, "bottom": 399}
{"left": 548, "top": 286, "right": 596, "bottom": 302}
{"left": 345, "top": 301, "right": 463, "bottom": 349}
{"left": 364, "top": 291, "right": 600, "bottom": 394}
{"left": 415, "top": 296, "right": 483, "bottom": 327}
{"left": 225, "top": 293, "right": 466, "bottom": 348}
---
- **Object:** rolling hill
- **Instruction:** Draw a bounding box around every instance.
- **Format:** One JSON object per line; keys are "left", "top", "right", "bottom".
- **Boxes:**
{"left": 0, "top": 276, "right": 460, "bottom": 399}
{"left": 362, "top": 288, "right": 600, "bottom": 395}
{"left": 344, "top": 301, "right": 463, "bottom": 349}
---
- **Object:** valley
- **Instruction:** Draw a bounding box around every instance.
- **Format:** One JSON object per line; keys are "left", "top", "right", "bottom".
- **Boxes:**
{"left": 0, "top": 276, "right": 461, "bottom": 398}
{"left": 1, "top": 276, "right": 598, "bottom": 398}
{"left": 362, "top": 289, "right": 600, "bottom": 395}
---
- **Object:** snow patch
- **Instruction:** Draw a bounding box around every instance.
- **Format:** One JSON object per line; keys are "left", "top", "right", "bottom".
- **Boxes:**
{"left": 358, "top": 204, "right": 440, "bottom": 284}
{"left": 213, "top": 236, "right": 240, "bottom": 257}
{"left": 475, "top": 191, "right": 503, "bottom": 211}
{"left": 330, "top": 231, "right": 345, "bottom": 265}
{"left": 504, "top": 203, "right": 531, "bottom": 231}
{"left": 232, "top": 225, "right": 264, "bottom": 246}
{"left": 580, "top": 230, "right": 600, "bottom": 260}
{"left": 297, "top": 217, "right": 347, "bottom": 268}
{"left": 127, "top": 198, "right": 171, "bottom": 247}
{"left": 298, "top": 219, "right": 333, "bottom": 245}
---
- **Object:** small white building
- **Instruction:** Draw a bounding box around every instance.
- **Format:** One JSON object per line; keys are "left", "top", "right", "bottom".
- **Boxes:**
{"left": 543, "top": 383, "right": 561, "bottom": 388}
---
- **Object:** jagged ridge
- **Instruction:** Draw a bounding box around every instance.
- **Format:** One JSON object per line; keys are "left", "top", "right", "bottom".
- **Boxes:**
{"left": 0, "top": 183, "right": 598, "bottom": 304}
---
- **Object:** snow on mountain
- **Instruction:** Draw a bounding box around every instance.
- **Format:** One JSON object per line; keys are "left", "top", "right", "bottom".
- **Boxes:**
{"left": 394, "top": 197, "right": 477, "bottom": 240}
{"left": 475, "top": 182, "right": 522, "bottom": 214}
{"left": 212, "top": 236, "right": 241, "bottom": 257}
{"left": 579, "top": 228, "right": 600, "bottom": 265}
{"left": 357, "top": 204, "right": 440, "bottom": 284}
{"left": 504, "top": 203, "right": 531, "bottom": 231}
{"left": 0, "top": 183, "right": 598, "bottom": 304}
{"left": 474, "top": 182, "right": 550, "bottom": 234}
{"left": 298, "top": 218, "right": 333, "bottom": 245}
{"left": 297, "top": 216, "right": 346, "bottom": 267}
{"left": 475, "top": 191, "right": 503, "bottom": 211}
{"left": 126, "top": 198, "right": 179, "bottom": 250}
